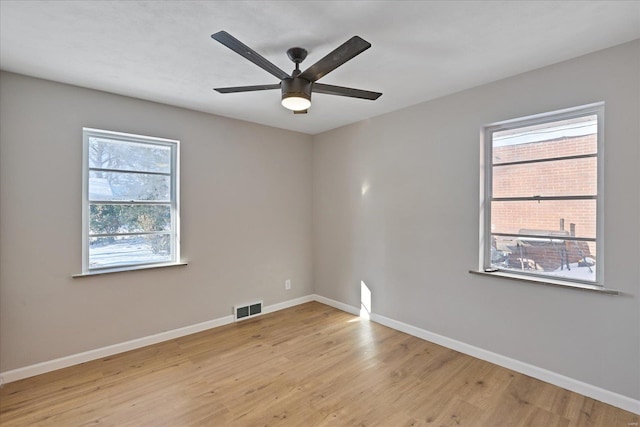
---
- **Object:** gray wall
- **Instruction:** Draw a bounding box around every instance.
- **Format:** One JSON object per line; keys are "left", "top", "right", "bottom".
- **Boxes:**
{"left": 312, "top": 40, "right": 640, "bottom": 399}
{"left": 0, "top": 72, "right": 313, "bottom": 371}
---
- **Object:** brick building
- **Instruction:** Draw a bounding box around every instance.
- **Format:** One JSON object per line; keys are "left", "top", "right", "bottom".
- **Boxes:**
{"left": 491, "top": 119, "right": 597, "bottom": 273}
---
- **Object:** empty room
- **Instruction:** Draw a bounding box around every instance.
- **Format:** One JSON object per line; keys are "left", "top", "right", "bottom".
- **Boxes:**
{"left": 0, "top": 1, "right": 638, "bottom": 426}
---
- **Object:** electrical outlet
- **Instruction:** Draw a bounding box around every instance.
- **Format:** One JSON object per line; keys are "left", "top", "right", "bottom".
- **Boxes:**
{"left": 285, "top": 279, "right": 291, "bottom": 290}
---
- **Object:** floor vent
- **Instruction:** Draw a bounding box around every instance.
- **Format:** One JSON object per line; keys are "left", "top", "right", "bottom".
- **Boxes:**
{"left": 234, "top": 301, "right": 263, "bottom": 321}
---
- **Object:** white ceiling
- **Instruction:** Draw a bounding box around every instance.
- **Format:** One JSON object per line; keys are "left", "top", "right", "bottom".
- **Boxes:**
{"left": 1, "top": 1, "right": 639, "bottom": 135}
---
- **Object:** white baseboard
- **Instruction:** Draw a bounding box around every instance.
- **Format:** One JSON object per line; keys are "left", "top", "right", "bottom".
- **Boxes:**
{"left": 2, "top": 293, "right": 638, "bottom": 415}
{"left": 263, "top": 294, "right": 316, "bottom": 314}
{"left": 0, "top": 295, "right": 315, "bottom": 385}
{"left": 313, "top": 293, "right": 360, "bottom": 316}
{"left": 314, "top": 294, "right": 640, "bottom": 415}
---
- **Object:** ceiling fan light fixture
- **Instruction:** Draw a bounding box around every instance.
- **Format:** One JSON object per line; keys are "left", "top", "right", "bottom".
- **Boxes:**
{"left": 281, "top": 94, "right": 311, "bottom": 111}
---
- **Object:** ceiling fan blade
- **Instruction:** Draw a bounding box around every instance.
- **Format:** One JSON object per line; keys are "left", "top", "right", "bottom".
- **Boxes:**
{"left": 293, "top": 109, "right": 308, "bottom": 115}
{"left": 299, "top": 36, "right": 371, "bottom": 83}
{"left": 214, "top": 84, "right": 281, "bottom": 94}
{"left": 313, "top": 83, "right": 382, "bottom": 100}
{"left": 211, "top": 31, "right": 290, "bottom": 80}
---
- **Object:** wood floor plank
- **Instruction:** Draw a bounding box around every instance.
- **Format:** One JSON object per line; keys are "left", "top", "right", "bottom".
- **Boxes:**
{"left": 1, "top": 302, "right": 637, "bottom": 426}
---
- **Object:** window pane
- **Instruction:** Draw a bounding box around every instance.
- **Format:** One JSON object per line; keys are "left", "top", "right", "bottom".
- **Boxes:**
{"left": 492, "top": 156, "right": 597, "bottom": 198}
{"left": 89, "top": 204, "right": 171, "bottom": 234}
{"left": 484, "top": 105, "right": 602, "bottom": 285}
{"left": 491, "top": 235, "right": 596, "bottom": 282}
{"left": 491, "top": 199, "right": 596, "bottom": 239}
{"left": 89, "top": 234, "right": 172, "bottom": 269}
{"left": 493, "top": 114, "right": 597, "bottom": 165}
{"left": 88, "top": 137, "right": 171, "bottom": 173}
{"left": 89, "top": 171, "right": 170, "bottom": 201}
{"left": 83, "top": 128, "right": 179, "bottom": 273}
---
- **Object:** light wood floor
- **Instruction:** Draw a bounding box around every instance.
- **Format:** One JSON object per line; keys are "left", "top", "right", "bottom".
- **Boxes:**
{"left": 0, "top": 302, "right": 637, "bottom": 426}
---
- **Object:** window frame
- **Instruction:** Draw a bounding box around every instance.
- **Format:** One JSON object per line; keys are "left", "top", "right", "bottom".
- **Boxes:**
{"left": 480, "top": 102, "right": 604, "bottom": 288}
{"left": 81, "top": 127, "right": 181, "bottom": 274}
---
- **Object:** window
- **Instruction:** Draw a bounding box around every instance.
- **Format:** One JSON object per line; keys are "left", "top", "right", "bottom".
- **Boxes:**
{"left": 82, "top": 128, "right": 180, "bottom": 273}
{"left": 481, "top": 103, "right": 603, "bottom": 286}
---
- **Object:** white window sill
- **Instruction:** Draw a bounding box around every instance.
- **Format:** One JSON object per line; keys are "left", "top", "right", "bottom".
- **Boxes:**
{"left": 73, "top": 261, "right": 188, "bottom": 278}
{"left": 468, "top": 269, "right": 620, "bottom": 295}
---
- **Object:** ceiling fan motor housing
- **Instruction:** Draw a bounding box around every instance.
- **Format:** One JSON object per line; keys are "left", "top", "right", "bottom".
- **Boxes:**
{"left": 281, "top": 77, "right": 312, "bottom": 103}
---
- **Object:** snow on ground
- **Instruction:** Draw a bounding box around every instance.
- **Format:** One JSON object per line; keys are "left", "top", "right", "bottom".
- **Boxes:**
{"left": 89, "top": 239, "right": 170, "bottom": 268}
{"left": 502, "top": 262, "right": 596, "bottom": 282}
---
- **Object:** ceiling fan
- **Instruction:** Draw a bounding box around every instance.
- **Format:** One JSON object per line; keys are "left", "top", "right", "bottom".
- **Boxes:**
{"left": 211, "top": 31, "right": 382, "bottom": 114}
